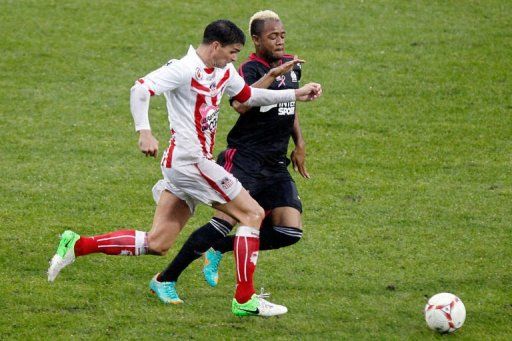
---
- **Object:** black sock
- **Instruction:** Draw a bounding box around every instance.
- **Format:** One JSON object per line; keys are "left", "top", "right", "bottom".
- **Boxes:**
{"left": 158, "top": 217, "right": 233, "bottom": 282}
{"left": 259, "top": 226, "right": 302, "bottom": 250}
{"left": 212, "top": 225, "right": 303, "bottom": 254}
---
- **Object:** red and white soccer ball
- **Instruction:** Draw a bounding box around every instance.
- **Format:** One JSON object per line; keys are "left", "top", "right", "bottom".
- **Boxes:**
{"left": 424, "top": 293, "right": 466, "bottom": 333}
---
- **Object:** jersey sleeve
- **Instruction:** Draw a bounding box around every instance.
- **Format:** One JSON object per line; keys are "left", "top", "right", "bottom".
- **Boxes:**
{"left": 224, "top": 63, "right": 251, "bottom": 102}
{"left": 142, "top": 59, "right": 187, "bottom": 95}
{"left": 238, "top": 62, "right": 261, "bottom": 86}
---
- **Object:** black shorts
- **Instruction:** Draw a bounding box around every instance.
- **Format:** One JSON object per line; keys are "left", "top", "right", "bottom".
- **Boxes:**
{"left": 217, "top": 149, "right": 302, "bottom": 213}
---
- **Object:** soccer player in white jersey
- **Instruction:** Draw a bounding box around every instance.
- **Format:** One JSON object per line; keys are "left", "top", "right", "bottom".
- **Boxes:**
{"left": 48, "top": 19, "right": 322, "bottom": 317}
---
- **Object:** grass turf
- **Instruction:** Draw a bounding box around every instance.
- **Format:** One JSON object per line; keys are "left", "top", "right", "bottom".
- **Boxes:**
{"left": 1, "top": 0, "right": 511, "bottom": 339}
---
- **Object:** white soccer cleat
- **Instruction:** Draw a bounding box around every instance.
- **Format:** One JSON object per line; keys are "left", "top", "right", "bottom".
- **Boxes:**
{"left": 47, "top": 230, "right": 80, "bottom": 282}
{"left": 256, "top": 296, "right": 288, "bottom": 317}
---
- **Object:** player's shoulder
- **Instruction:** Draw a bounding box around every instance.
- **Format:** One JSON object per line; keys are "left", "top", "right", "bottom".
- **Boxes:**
{"left": 159, "top": 58, "right": 191, "bottom": 78}
{"left": 238, "top": 58, "right": 265, "bottom": 76}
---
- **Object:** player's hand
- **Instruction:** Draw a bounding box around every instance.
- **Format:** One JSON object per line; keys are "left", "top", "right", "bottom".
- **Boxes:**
{"left": 269, "top": 56, "right": 305, "bottom": 78}
{"left": 295, "top": 83, "right": 322, "bottom": 101}
{"left": 138, "top": 129, "right": 159, "bottom": 157}
{"left": 291, "top": 146, "right": 310, "bottom": 179}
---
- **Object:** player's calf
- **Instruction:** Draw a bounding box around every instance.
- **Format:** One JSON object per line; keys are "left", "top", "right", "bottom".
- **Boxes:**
{"left": 259, "top": 226, "right": 302, "bottom": 250}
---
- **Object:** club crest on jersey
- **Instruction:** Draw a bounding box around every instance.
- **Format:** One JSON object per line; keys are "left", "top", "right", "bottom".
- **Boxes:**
{"left": 220, "top": 176, "right": 234, "bottom": 190}
{"left": 199, "top": 103, "right": 219, "bottom": 132}
{"left": 195, "top": 67, "right": 203, "bottom": 80}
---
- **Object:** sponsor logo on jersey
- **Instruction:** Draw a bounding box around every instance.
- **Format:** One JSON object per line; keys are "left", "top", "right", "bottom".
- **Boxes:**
{"left": 199, "top": 104, "right": 219, "bottom": 132}
{"left": 220, "top": 176, "right": 234, "bottom": 190}
{"left": 277, "top": 101, "right": 296, "bottom": 116}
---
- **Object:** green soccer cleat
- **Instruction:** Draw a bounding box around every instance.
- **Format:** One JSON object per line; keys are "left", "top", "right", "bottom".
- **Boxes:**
{"left": 47, "top": 230, "right": 81, "bottom": 282}
{"left": 149, "top": 274, "right": 184, "bottom": 304}
{"left": 232, "top": 293, "right": 288, "bottom": 317}
{"left": 203, "top": 248, "right": 222, "bottom": 287}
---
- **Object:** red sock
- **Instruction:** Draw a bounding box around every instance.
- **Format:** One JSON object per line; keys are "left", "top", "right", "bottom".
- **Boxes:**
{"left": 234, "top": 226, "right": 260, "bottom": 303}
{"left": 74, "top": 229, "right": 147, "bottom": 256}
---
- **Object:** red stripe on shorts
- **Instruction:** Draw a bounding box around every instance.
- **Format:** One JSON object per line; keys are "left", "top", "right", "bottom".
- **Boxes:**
{"left": 194, "top": 164, "right": 231, "bottom": 202}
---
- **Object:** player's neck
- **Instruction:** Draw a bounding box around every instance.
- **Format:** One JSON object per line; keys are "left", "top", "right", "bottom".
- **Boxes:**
{"left": 255, "top": 51, "right": 280, "bottom": 68}
{"left": 196, "top": 45, "right": 215, "bottom": 68}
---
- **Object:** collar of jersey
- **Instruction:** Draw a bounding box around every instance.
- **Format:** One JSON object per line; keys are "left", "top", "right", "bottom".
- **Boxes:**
{"left": 187, "top": 45, "right": 218, "bottom": 74}
{"left": 248, "top": 53, "right": 285, "bottom": 68}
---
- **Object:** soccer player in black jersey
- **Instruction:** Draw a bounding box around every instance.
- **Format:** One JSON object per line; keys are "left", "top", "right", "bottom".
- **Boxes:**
{"left": 157, "top": 10, "right": 310, "bottom": 300}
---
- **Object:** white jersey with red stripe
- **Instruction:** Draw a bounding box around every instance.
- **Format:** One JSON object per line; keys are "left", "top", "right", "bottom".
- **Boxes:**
{"left": 140, "top": 45, "right": 250, "bottom": 166}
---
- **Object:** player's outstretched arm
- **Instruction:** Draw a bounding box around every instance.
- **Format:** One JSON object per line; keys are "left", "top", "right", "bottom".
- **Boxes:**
{"left": 242, "top": 82, "right": 322, "bottom": 108}
{"left": 232, "top": 58, "right": 305, "bottom": 114}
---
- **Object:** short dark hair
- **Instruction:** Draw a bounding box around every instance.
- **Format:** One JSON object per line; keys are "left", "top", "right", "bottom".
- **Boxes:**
{"left": 203, "top": 20, "right": 245, "bottom": 46}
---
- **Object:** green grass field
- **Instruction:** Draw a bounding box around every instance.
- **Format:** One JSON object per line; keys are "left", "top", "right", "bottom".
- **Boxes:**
{"left": 1, "top": 0, "right": 511, "bottom": 339}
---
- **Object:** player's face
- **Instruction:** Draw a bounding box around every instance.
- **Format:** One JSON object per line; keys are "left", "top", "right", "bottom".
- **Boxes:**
{"left": 212, "top": 42, "right": 243, "bottom": 68}
{"left": 254, "top": 20, "right": 286, "bottom": 61}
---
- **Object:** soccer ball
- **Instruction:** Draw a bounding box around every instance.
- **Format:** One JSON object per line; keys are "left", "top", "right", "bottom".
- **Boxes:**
{"left": 424, "top": 293, "right": 466, "bottom": 333}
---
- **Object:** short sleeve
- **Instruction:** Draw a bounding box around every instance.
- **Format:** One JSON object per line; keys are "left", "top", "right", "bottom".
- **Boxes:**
{"left": 224, "top": 63, "right": 247, "bottom": 98}
{"left": 142, "top": 59, "right": 187, "bottom": 95}
{"left": 238, "top": 62, "right": 261, "bottom": 86}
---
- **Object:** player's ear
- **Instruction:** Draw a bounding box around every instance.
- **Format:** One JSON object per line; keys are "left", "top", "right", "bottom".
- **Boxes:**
{"left": 251, "top": 35, "right": 260, "bottom": 47}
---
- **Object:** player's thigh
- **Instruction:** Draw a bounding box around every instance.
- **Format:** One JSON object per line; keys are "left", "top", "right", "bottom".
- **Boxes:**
{"left": 213, "top": 188, "right": 264, "bottom": 228}
{"left": 147, "top": 190, "right": 191, "bottom": 254}
{"left": 270, "top": 206, "right": 302, "bottom": 229}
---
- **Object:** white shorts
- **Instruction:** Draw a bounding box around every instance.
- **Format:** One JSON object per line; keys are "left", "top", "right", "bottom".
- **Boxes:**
{"left": 152, "top": 157, "right": 242, "bottom": 213}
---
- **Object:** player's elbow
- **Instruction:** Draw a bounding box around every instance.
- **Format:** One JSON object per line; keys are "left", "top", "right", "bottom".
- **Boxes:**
{"left": 131, "top": 80, "right": 153, "bottom": 100}
{"left": 232, "top": 100, "right": 250, "bottom": 114}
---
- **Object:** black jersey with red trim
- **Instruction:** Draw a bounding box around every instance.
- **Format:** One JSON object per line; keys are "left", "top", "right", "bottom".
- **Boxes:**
{"left": 226, "top": 53, "right": 301, "bottom": 171}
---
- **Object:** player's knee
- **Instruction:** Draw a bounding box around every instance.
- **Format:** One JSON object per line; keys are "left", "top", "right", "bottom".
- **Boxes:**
{"left": 248, "top": 205, "right": 265, "bottom": 227}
